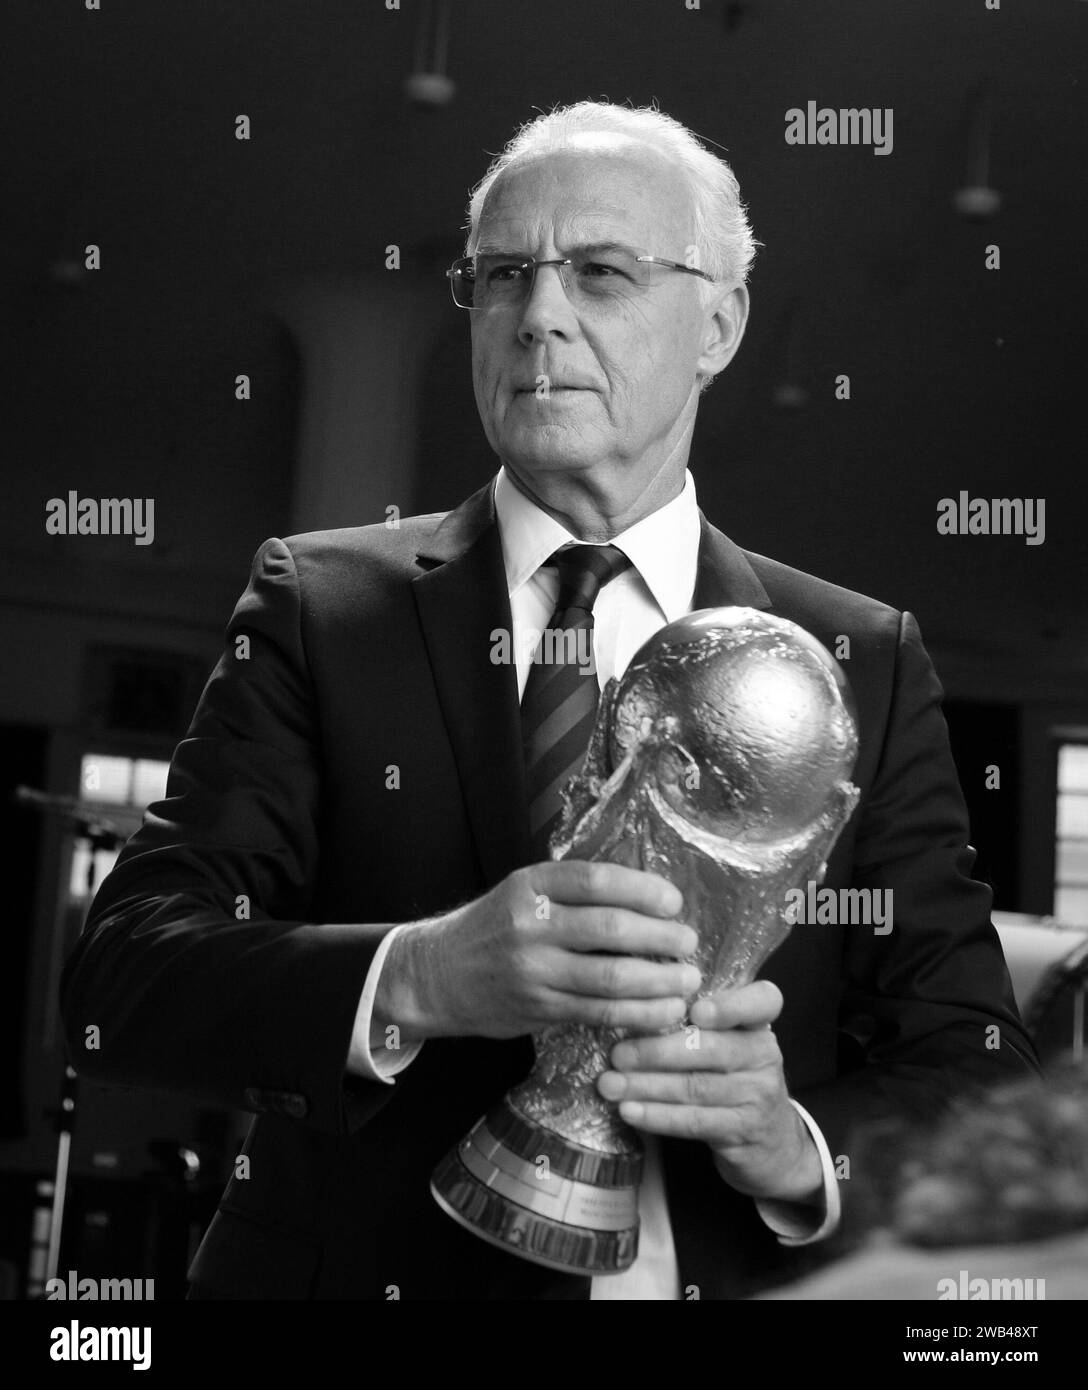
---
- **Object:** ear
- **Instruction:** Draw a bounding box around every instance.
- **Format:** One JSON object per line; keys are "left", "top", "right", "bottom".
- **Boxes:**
{"left": 696, "top": 284, "right": 750, "bottom": 381}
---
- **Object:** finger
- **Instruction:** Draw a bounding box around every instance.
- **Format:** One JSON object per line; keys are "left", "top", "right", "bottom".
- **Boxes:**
{"left": 554, "top": 950, "right": 701, "bottom": 1000}
{"left": 532, "top": 860, "right": 683, "bottom": 919}
{"left": 610, "top": 1026, "right": 780, "bottom": 1073}
{"left": 689, "top": 980, "right": 783, "bottom": 1031}
{"left": 556, "top": 905, "right": 699, "bottom": 960}
{"left": 598, "top": 1068, "right": 752, "bottom": 1109}
{"left": 616, "top": 1100, "right": 743, "bottom": 1146}
{"left": 543, "top": 992, "right": 690, "bottom": 1033}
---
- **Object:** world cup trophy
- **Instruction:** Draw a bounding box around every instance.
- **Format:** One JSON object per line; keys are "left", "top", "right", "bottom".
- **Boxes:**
{"left": 431, "top": 607, "right": 860, "bottom": 1275}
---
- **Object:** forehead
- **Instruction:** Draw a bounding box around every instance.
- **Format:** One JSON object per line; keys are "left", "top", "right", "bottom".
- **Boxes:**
{"left": 475, "top": 141, "right": 695, "bottom": 255}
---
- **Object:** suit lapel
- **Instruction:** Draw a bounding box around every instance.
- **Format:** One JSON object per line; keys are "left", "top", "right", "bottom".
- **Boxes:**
{"left": 411, "top": 483, "right": 531, "bottom": 885}
{"left": 692, "top": 512, "right": 772, "bottom": 613}
{"left": 410, "top": 498, "right": 771, "bottom": 886}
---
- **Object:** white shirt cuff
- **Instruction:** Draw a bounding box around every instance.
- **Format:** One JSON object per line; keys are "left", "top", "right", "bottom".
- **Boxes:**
{"left": 345, "top": 922, "right": 424, "bottom": 1084}
{"left": 751, "top": 1099, "right": 842, "bottom": 1246}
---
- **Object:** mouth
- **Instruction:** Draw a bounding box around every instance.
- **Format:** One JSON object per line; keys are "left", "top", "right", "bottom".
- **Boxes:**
{"left": 513, "top": 384, "right": 593, "bottom": 397}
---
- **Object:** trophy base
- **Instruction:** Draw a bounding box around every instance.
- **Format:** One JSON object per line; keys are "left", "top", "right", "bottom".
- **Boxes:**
{"left": 431, "top": 1098, "right": 642, "bottom": 1276}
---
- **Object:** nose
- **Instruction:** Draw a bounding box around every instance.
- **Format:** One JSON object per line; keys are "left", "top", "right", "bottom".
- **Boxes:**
{"left": 516, "top": 261, "right": 579, "bottom": 347}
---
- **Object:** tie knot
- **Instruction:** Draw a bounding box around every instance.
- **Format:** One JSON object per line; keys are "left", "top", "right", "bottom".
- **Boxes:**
{"left": 551, "top": 543, "right": 631, "bottom": 616}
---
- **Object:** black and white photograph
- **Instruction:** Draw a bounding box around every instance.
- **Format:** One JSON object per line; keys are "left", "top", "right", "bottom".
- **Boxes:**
{"left": 0, "top": 0, "right": 1085, "bottom": 1364}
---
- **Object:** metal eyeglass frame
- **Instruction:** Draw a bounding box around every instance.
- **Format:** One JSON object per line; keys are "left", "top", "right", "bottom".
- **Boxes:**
{"left": 446, "top": 253, "right": 716, "bottom": 309}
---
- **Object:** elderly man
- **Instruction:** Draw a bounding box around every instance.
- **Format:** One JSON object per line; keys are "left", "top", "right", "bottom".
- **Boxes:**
{"left": 61, "top": 101, "right": 1036, "bottom": 1300}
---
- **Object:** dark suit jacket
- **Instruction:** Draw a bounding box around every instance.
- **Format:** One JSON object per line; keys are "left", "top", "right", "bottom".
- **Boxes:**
{"left": 60, "top": 480, "right": 1038, "bottom": 1300}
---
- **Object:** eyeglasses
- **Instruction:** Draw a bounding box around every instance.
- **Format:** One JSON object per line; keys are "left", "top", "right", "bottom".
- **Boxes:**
{"left": 446, "top": 248, "right": 716, "bottom": 311}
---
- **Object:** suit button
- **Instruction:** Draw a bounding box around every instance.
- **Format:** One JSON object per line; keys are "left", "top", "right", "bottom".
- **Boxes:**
{"left": 243, "top": 1086, "right": 265, "bottom": 1110}
{"left": 281, "top": 1093, "right": 308, "bottom": 1120}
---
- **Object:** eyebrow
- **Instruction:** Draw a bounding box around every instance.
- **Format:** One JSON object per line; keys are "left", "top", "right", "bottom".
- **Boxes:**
{"left": 472, "top": 241, "right": 642, "bottom": 259}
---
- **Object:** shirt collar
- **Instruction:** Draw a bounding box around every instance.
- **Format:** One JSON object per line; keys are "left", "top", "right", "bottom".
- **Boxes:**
{"left": 493, "top": 466, "right": 701, "bottom": 622}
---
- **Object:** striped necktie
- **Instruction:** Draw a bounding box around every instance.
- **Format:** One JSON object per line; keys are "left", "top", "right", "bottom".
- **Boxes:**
{"left": 522, "top": 543, "right": 632, "bottom": 861}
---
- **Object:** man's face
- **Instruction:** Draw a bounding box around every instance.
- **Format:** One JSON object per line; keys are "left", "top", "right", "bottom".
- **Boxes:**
{"left": 469, "top": 142, "right": 727, "bottom": 495}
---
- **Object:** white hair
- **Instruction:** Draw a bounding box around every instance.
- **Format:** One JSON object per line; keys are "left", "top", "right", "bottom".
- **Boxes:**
{"left": 464, "top": 100, "right": 759, "bottom": 289}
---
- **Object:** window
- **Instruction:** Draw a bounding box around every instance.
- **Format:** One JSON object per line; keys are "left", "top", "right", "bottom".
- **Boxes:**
{"left": 1055, "top": 743, "right": 1088, "bottom": 924}
{"left": 68, "top": 752, "right": 171, "bottom": 899}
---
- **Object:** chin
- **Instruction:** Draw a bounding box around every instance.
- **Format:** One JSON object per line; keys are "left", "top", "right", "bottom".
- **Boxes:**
{"left": 501, "top": 431, "right": 602, "bottom": 476}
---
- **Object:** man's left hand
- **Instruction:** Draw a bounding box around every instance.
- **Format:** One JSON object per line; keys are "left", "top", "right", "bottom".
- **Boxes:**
{"left": 597, "top": 979, "right": 823, "bottom": 1205}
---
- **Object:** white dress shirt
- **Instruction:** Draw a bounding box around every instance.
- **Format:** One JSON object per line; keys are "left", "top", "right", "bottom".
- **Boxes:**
{"left": 345, "top": 467, "right": 841, "bottom": 1297}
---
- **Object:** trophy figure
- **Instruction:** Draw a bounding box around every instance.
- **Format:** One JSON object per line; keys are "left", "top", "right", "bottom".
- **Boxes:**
{"left": 431, "top": 607, "right": 860, "bottom": 1275}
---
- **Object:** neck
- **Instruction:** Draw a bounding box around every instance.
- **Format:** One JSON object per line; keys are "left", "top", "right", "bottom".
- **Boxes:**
{"left": 502, "top": 431, "right": 693, "bottom": 542}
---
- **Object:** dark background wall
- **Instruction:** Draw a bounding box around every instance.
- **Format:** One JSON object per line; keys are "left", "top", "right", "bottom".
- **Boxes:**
{"left": 4, "top": 2, "right": 1082, "bottom": 697}
{"left": 0, "top": 0, "right": 1083, "bottom": 1262}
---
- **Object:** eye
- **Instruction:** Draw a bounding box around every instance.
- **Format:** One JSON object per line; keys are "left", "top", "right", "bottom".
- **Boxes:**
{"left": 580, "top": 260, "right": 628, "bottom": 279}
{"left": 486, "top": 260, "right": 531, "bottom": 284}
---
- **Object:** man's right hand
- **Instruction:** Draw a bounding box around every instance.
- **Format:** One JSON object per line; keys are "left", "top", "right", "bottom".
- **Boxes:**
{"left": 374, "top": 861, "right": 700, "bottom": 1042}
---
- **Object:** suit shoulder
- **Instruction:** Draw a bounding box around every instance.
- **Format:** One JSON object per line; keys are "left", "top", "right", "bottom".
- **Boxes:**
{"left": 247, "top": 513, "right": 448, "bottom": 582}
{"left": 238, "top": 515, "right": 451, "bottom": 614}
{"left": 743, "top": 549, "right": 902, "bottom": 640}
{"left": 281, "top": 512, "right": 449, "bottom": 562}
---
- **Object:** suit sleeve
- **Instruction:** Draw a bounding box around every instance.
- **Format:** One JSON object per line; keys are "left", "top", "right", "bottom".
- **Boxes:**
{"left": 60, "top": 537, "right": 398, "bottom": 1136}
{"left": 792, "top": 611, "right": 1039, "bottom": 1160}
